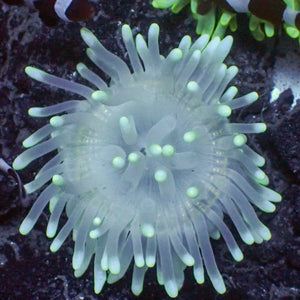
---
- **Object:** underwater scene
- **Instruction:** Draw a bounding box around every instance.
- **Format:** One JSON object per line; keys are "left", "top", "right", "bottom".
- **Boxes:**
{"left": 0, "top": 1, "right": 299, "bottom": 299}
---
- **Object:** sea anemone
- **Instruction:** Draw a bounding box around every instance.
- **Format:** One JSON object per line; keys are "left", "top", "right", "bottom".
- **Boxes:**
{"left": 13, "top": 23, "right": 281, "bottom": 298}
{"left": 152, "top": 0, "right": 300, "bottom": 43}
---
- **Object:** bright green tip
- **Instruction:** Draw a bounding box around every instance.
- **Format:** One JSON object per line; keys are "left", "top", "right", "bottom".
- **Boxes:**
{"left": 151, "top": 1, "right": 159, "bottom": 9}
{"left": 121, "top": 24, "right": 131, "bottom": 40}
{"left": 80, "top": 27, "right": 97, "bottom": 46}
{"left": 213, "top": 278, "right": 226, "bottom": 294}
{"left": 22, "top": 136, "right": 34, "bottom": 148}
{"left": 25, "top": 66, "right": 33, "bottom": 74}
{"left": 263, "top": 202, "right": 276, "bottom": 213}
{"left": 255, "top": 169, "right": 266, "bottom": 181}
{"left": 162, "top": 144, "right": 175, "bottom": 157}
{"left": 149, "top": 144, "right": 162, "bottom": 156}
{"left": 252, "top": 91, "right": 259, "bottom": 99}
{"left": 149, "top": 23, "right": 159, "bottom": 35}
{"left": 109, "top": 257, "right": 121, "bottom": 274}
{"left": 217, "top": 104, "right": 231, "bottom": 117}
{"left": 247, "top": 91, "right": 259, "bottom": 104}
{"left": 186, "top": 186, "right": 199, "bottom": 198}
{"left": 154, "top": 169, "right": 167, "bottom": 182}
{"left": 119, "top": 116, "right": 130, "bottom": 128}
{"left": 272, "top": 191, "right": 282, "bottom": 203}
{"left": 12, "top": 156, "right": 26, "bottom": 170}
{"left": 28, "top": 107, "right": 42, "bottom": 117}
{"left": 19, "top": 218, "right": 32, "bottom": 235}
{"left": 93, "top": 217, "right": 102, "bottom": 226}
{"left": 141, "top": 223, "right": 155, "bottom": 238}
{"left": 128, "top": 152, "right": 140, "bottom": 163}
{"left": 46, "top": 224, "right": 57, "bottom": 238}
{"left": 187, "top": 81, "right": 199, "bottom": 93}
{"left": 52, "top": 174, "right": 64, "bottom": 186}
{"left": 220, "top": 11, "right": 233, "bottom": 26}
{"left": 25, "top": 66, "right": 44, "bottom": 81}
{"left": 131, "top": 282, "right": 143, "bottom": 296}
{"left": 101, "top": 253, "right": 108, "bottom": 271}
{"left": 286, "top": 26, "right": 299, "bottom": 39}
{"left": 260, "top": 226, "right": 272, "bottom": 241}
{"left": 165, "top": 280, "right": 178, "bottom": 298}
{"left": 255, "top": 155, "right": 266, "bottom": 167}
{"left": 232, "top": 248, "right": 244, "bottom": 262}
{"left": 233, "top": 134, "right": 247, "bottom": 147}
{"left": 80, "top": 27, "right": 90, "bottom": 35}
{"left": 135, "top": 255, "right": 145, "bottom": 268}
{"left": 91, "top": 90, "right": 109, "bottom": 102}
{"left": 265, "top": 23, "right": 275, "bottom": 37}
{"left": 183, "top": 130, "right": 197, "bottom": 143}
{"left": 243, "top": 232, "right": 255, "bottom": 245}
{"left": 256, "top": 123, "right": 267, "bottom": 133}
{"left": 112, "top": 156, "right": 125, "bottom": 169}
{"left": 256, "top": 174, "right": 269, "bottom": 186}
{"left": 146, "top": 255, "right": 155, "bottom": 268}
{"left": 73, "top": 252, "right": 84, "bottom": 270}
{"left": 152, "top": 0, "right": 173, "bottom": 9}
{"left": 182, "top": 253, "right": 195, "bottom": 266}
{"left": 168, "top": 48, "right": 183, "bottom": 62}
{"left": 50, "top": 239, "right": 61, "bottom": 252}
{"left": 89, "top": 229, "right": 100, "bottom": 239}
{"left": 50, "top": 116, "right": 64, "bottom": 127}
{"left": 194, "top": 268, "right": 204, "bottom": 284}
{"left": 76, "top": 62, "right": 86, "bottom": 73}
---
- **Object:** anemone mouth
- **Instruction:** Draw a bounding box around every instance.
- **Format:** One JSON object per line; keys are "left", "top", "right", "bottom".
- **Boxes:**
{"left": 14, "top": 23, "right": 281, "bottom": 298}
{"left": 57, "top": 88, "right": 229, "bottom": 215}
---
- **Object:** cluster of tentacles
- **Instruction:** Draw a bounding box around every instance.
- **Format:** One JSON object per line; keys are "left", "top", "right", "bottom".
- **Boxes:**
{"left": 152, "top": 0, "right": 300, "bottom": 43}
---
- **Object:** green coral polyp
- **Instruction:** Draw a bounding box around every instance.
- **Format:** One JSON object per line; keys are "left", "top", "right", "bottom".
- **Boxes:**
{"left": 14, "top": 23, "right": 281, "bottom": 298}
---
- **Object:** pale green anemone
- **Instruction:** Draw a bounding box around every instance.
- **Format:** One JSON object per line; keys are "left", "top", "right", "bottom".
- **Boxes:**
{"left": 13, "top": 23, "right": 281, "bottom": 298}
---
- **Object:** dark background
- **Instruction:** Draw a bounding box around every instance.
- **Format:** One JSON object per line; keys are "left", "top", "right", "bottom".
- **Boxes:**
{"left": 0, "top": 1, "right": 299, "bottom": 299}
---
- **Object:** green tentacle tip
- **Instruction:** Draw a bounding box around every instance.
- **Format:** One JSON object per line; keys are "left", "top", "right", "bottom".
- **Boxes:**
{"left": 91, "top": 90, "right": 109, "bottom": 102}
{"left": 141, "top": 223, "right": 155, "bottom": 238}
{"left": 128, "top": 152, "right": 140, "bottom": 163}
{"left": 217, "top": 104, "right": 232, "bottom": 117}
{"left": 162, "top": 144, "right": 175, "bottom": 157}
{"left": 50, "top": 116, "right": 64, "bottom": 127}
{"left": 19, "top": 218, "right": 32, "bottom": 235}
{"left": 12, "top": 156, "right": 25, "bottom": 171}
{"left": 149, "top": 144, "right": 162, "bottom": 156}
{"left": 112, "top": 156, "right": 125, "bottom": 169}
{"left": 52, "top": 174, "right": 64, "bottom": 186}
{"left": 183, "top": 130, "right": 198, "bottom": 143}
{"left": 186, "top": 186, "right": 199, "bottom": 198}
{"left": 154, "top": 169, "right": 167, "bottom": 182}
{"left": 233, "top": 134, "right": 247, "bottom": 147}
